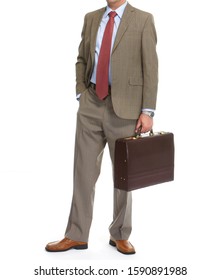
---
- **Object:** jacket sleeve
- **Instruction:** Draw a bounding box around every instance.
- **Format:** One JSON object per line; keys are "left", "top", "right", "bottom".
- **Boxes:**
{"left": 141, "top": 14, "right": 158, "bottom": 110}
{"left": 75, "top": 14, "right": 88, "bottom": 95}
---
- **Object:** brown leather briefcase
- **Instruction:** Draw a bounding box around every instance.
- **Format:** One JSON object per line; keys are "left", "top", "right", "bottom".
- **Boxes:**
{"left": 114, "top": 131, "right": 174, "bottom": 191}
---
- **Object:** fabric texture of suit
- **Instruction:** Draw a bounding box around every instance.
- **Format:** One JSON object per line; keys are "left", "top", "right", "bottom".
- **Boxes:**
{"left": 65, "top": 3, "right": 158, "bottom": 242}
{"left": 76, "top": 3, "right": 158, "bottom": 119}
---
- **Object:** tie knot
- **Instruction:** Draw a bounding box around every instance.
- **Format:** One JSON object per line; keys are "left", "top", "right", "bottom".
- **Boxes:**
{"left": 109, "top": 11, "right": 117, "bottom": 18}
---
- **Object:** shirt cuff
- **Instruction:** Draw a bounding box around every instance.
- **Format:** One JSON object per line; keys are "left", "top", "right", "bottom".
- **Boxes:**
{"left": 142, "top": 108, "right": 155, "bottom": 113}
{"left": 76, "top": 93, "right": 81, "bottom": 101}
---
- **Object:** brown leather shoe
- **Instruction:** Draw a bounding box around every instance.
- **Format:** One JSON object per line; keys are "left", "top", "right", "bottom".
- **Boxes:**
{"left": 45, "top": 237, "right": 88, "bottom": 252}
{"left": 109, "top": 238, "right": 136, "bottom": 255}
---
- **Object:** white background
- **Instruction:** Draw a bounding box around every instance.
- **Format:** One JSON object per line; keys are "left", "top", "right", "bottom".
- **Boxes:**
{"left": 0, "top": 0, "right": 220, "bottom": 279}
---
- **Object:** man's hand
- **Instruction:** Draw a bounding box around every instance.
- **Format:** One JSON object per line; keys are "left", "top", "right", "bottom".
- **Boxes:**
{"left": 135, "top": 113, "right": 153, "bottom": 134}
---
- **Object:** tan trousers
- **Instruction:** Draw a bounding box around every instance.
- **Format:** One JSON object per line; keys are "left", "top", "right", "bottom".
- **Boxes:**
{"left": 65, "top": 86, "right": 137, "bottom": 242}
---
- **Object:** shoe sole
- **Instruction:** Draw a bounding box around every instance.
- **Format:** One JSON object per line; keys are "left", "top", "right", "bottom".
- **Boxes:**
{"left": 45, "top": 244, "right": 88, "bottom": 252}
{"left": 109, "top": 239, "right": 135, "bottom": 255}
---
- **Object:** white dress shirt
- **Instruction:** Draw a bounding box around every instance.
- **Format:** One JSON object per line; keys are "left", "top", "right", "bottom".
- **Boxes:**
{"left": 90, "top": 1, "right": 128, "bottom": 85}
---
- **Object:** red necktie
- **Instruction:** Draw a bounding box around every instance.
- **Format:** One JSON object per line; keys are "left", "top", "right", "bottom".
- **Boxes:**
{"left": 96, "top": 11, "right": 117, "bottom": 100}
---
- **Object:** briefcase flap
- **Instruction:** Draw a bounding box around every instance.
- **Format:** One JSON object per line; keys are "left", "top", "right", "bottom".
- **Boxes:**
{"left": 114, "top": 132, "right": 174, "bottom": 191}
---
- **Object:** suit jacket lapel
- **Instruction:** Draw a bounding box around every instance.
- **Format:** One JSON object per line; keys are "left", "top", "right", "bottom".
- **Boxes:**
{"left": 90, "top": 8, "right": 105, "bottom": 62}
{"left": 112, "top": 4, "right": 135, "bottom": 54}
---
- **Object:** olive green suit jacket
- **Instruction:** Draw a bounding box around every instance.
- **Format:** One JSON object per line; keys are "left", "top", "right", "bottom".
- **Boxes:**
{"left": 76, "top": 3, "right": 158, "bottom": 120}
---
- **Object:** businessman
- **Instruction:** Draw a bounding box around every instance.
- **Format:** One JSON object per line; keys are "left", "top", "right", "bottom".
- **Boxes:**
{"left": 45, "top": 0, "right": 158, "bottom": 254}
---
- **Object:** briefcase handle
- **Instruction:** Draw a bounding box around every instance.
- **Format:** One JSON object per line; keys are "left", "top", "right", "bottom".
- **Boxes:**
{"left": 135, "top": 129, "right": 154, "bottom": 138}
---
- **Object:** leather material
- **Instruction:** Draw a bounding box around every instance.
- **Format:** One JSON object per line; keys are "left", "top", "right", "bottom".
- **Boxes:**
{"left": 109, "top": 238, "right": 135, "bottom": 254}
{"left": 114, "top": 132, "right": 174, "bottom": 191}
{"left": 45, "top": 237, "right": 88, "bottom": 252}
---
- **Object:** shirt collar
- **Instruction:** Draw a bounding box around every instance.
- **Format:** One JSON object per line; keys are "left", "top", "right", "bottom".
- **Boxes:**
{"left": 104, "top": 1, "right": 128, "bottom": 19}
